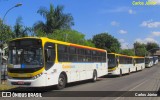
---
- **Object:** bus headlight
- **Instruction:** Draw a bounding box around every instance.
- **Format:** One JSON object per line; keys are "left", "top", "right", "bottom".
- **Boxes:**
{"left": 33, "top": 73, "right": 43, "bottom": 79}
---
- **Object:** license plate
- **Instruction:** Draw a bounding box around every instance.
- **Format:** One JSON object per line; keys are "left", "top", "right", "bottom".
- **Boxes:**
{"left": 17, "top": 81, "right": 24, "bottom": 85}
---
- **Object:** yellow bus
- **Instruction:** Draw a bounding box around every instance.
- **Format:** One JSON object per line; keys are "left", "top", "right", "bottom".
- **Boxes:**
{"left": 107, "top": 53, "right": 133, "bottom": 76}
{"left": 7, "top": 37, "right": 108, "bottom": 89}
{"left": 133, "top": 56, "right": 145, "bottom": 71}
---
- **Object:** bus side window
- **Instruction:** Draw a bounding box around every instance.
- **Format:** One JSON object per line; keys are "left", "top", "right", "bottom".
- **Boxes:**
{"left": 44, "top": 43, "right": 55, "bottom": 70}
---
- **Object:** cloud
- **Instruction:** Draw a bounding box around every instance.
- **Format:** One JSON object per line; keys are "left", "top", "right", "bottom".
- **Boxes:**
{"left": 118, "top": 39, "right": 132, "bottom": 49}
{"left": 135, "top": 38, "right": 158, "bottom": 44}
{"left": 148, "top": 0, "right": 160, "bottom": 5}
{"left": 119, "top": 39, "right": 125, "bottom": 43}
{"left": 128, "top": 9, "right": 136, "bottom": 14}
{"left": 119, "top": 30, "right": 127, "bottom": 34}
{"left": 141, "top": 20, "right": 160, "bottom": 28}
{"left": 151, "top": 31, "right": 160, "bottom": 36}
{"left": 121, "top": 43, "right": 129, "bottom": 49}
{"left": 100, "top": 7, "right": 136, "bottom": 14}
{"left": 145, "top": 38, "right": 158, "bottom": 43}
{"left": 106, "top": 7, "right": 128, "bottom": 13}
{"left": 111, "top": 21, "right": 119, "bottom": 26}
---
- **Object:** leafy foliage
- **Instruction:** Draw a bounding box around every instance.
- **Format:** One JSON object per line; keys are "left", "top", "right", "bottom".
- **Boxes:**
{"left": 33, "top": 4, "right": 74, "bottom": 34}
{"left": 50, "top": 30, "right": 95, "bottom": 47}
{"left": 146, "top": 42, "right": 159, "bottom": 55}
{"left": 13, "top": 17, "right": 32, "bottom": 38}
{"left": 92, "top": 33, "right": 121, "bottom": 52}
{"left": 134, "top": 42, "right": 159, "bottom": 56}
{"left": 0, "top": 19, "right": 13, "bottom": 43}
{"left": 120, "top": 49, "right": 135, "bottom": 56}
{"left": 134, "top": 42, "right": 147, "bottom": 56}
{"left": 35, "top": 29, "right": 95, "bottom": 47}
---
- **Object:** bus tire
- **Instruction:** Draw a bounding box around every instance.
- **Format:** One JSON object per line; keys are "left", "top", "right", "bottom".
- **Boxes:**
{"left": 119, "top": 69, "right": 122, "bottom": 77}
{"left": 92, "top": 70, "right": 97, "bottom": 82}
{"left": 128, "top": 69, "right": 130, "bottom": 75}
{"left": 136, "top": 67, "right": 138, "bottom": 72}
{"left": 56, "top": 73, "right": 67, "bottom": 90}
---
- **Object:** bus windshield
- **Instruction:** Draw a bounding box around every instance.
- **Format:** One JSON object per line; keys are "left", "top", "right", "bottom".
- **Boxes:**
{"left": 145, "top": 58, "right": 150, "bottom": 64}
{"left": 107, "top": 54, "right": 116, "bottom": 68}
{"left": 153, "top": 56, "right": 158, "bottom": 62}
{"left": 8, "top": 39, "right": 43, "bottom": 68}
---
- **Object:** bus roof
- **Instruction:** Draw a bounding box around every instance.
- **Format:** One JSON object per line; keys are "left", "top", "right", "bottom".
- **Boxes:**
{"left": 108, "top": 53, "right": 145, "bottom": 58}
{"left": 9, "top": 37, "right": 106, "bottom": 52}
{"left": 108, "top": 53, "right": 133, "bottom": 58}
{"left": 145, "top": 56, "right": 153, "bottom": 58}
{"left": 132, "top": 56, "right": 144, "bottom": 58}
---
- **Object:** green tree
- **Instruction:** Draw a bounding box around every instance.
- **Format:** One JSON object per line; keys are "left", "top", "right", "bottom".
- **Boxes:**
{"left": 35, "top": 29, "right": 94, "bottom": 47}
{"left": 134, "top": 42, "right": 147, "bottom": 56}
{"left": 120, "top": 49, "right": 135, "bottom": 56}
{"left": 33, "top": 4, "right": 74, "bottom": 34}
{"left": 13, "top": 17, "right": 32, "bottom": 38}
{"left": 135, "top": 47, "right": 147, "bottom": 56}
{"left": 146, "top": 42, "right": 159, "bottom": 55}
{"left": 0, "top": 19, "right": 13, "bottom": 44}
{"left": 92, "top": 33, "right": 121, "bottom": 52}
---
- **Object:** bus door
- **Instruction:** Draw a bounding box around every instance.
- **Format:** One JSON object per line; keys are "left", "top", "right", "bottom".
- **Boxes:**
{"left": 44, "top": 43, "right": 56, "bottom": 85}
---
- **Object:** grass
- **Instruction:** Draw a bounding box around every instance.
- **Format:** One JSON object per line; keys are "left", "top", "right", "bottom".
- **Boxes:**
{"left": 0, "top": 81, "right": 16, "bottom": 91}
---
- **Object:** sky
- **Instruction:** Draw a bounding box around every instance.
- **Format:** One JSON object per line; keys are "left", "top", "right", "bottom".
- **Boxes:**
{"left": 1, "top": 0, "right": 160, "bottom": 49}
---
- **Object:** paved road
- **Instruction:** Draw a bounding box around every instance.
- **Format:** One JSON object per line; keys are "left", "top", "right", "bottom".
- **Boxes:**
{"left": 1, "top": 63, "right": 160, "bottom": 100}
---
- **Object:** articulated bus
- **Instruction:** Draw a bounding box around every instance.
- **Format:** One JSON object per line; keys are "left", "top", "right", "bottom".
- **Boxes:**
{"left": 133, "top": 56, "right": 145, "bottom": 71}
{"left": 108, "top": 53, "right": 134, "bottom": 76}
{"left": 7, "top": 37, "right": 108, "bottom": 89}
{"left": 145, "top": 56, "right": 154, "bottom": 68}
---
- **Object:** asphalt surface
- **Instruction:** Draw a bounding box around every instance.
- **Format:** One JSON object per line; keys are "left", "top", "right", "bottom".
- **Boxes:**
{"left": 1, "top": 63, "right": 160, "bottom": 100}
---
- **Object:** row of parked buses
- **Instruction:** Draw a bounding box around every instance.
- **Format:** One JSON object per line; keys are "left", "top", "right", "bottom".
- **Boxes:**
{"left": 145, "top": 56, "right": 158, "bottom": 68}
{"left": 108, "top": 53, "right": 145, "bottom": 76}
{"left": 108, "top": 53, "right": 159, "bottom": 76}
{"left": 7, "top": 37, "right": 159, "bottom": 89}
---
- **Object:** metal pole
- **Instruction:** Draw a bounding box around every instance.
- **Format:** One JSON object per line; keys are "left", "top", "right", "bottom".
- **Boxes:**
{"left": 0, "top": 3, "right": 22, "bottom": 84}
{"left": 134, "top": 43, "right": 136, "bottom": 56}
{"left": 126, "top": 45, "right": 129, "bottom": 49}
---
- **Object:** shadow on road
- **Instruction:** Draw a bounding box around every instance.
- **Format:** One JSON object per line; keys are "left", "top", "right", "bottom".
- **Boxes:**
{"left": 1, "top": 86, "right": 55, "bottom": 93}
{"left": 102, "top": 73, "right": 132, "bottom": 78}
{"left": 65, "top": 79, "right": 102, "bottom": 89}
{"left": 102, "top": 75, "right": 119, "bottom": 78}
{"left": 157, "top": 87, "right": 160, "bottom": 96}
{"left": 1, "top": 79, "right": 103, "bottom": 92}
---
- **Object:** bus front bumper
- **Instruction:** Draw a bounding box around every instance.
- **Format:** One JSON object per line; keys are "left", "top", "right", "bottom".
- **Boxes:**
{"left": 7, "top": 75, "right": 46, "bottom": 87}
{"left": 108, "top": 69, "right": 119, "bottom": 75}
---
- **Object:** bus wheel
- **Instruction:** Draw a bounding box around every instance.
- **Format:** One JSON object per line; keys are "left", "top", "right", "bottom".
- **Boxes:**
{"left": 136, "top": 68, "right": 138, "bottom": 72}
{"left": 92, "top": 70, "right": 97, "bottom": 82}
{"left": 119, "top": 69, "right": 122, "bottom": 77}
{"left": 128, "top": 69, "right": 130, "bottom": 75}
{"left": 56, "top": 74, "right": 66, "bottom": 90}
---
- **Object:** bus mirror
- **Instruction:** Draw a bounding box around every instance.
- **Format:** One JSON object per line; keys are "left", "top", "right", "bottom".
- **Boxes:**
{"left": 116, "top": 60, "right": 118, "bottom": 65}
{"left": 45, "top": 49, "right": 48, "bottom": 62}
